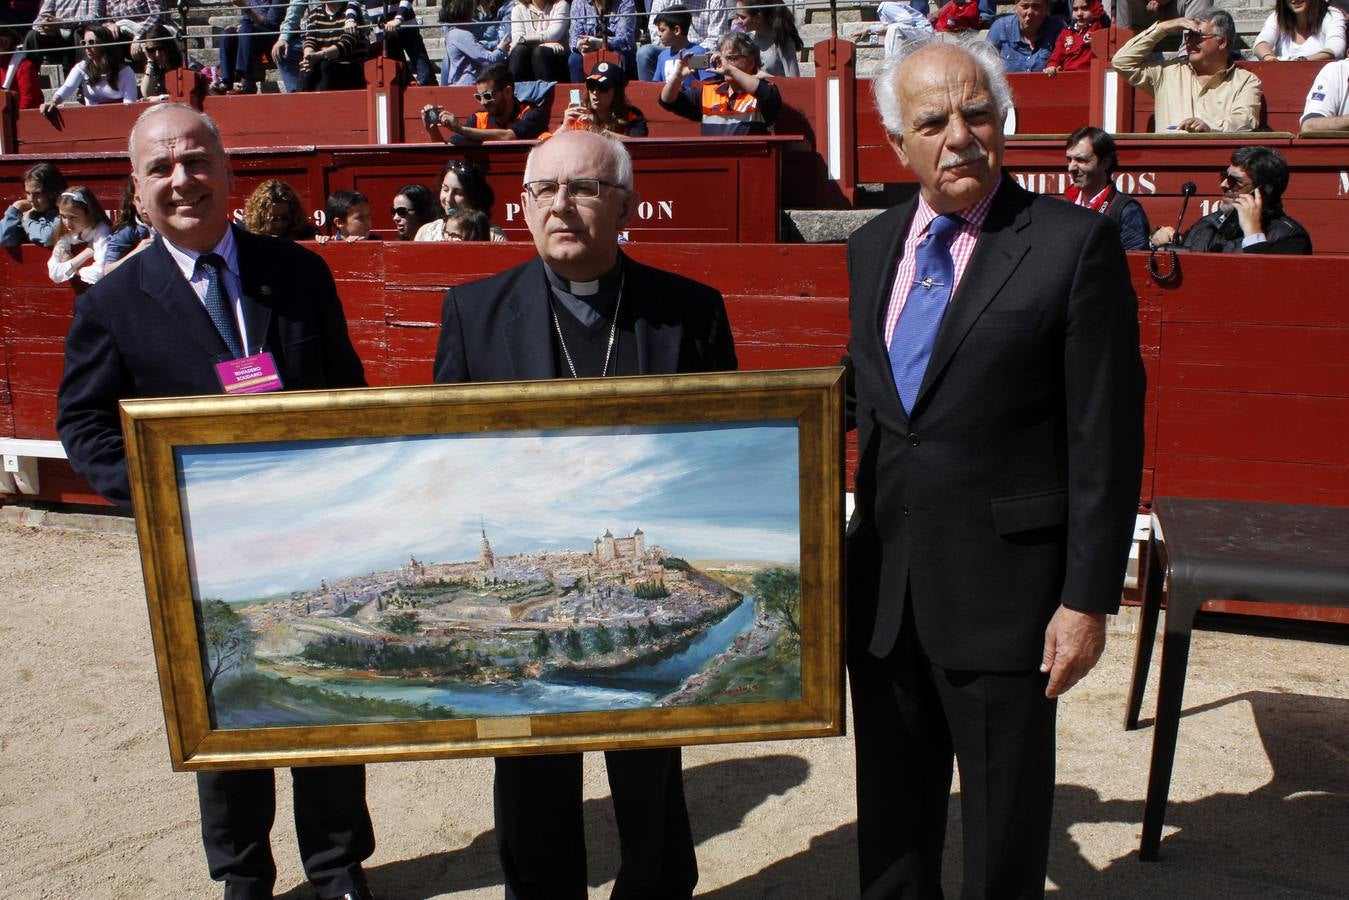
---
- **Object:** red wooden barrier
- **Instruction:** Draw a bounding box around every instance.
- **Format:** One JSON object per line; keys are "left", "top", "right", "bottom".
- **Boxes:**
{"left": 0, "top": 137, "right": 789, "bottom": 244}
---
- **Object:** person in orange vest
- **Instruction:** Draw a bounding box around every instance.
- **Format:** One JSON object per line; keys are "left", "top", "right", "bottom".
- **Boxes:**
{"left": 422, "top": 62, "right": 548, "bottom": 145}
{"left": 659, "top": 30, "right": 782, "bottom": 136}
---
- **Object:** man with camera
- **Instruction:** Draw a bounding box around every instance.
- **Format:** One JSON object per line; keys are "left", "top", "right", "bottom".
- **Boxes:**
{"left": 1112, "top": 8, "right": 1262, "bottom": 132}
{"left": 658, "top": 30, "right": 781, "bottom": 136}
{"left": 1150, "top": 146, "right": 1312, "bottom": 254}
{"left": 421, "top": 62, "right": 547, "bottom": 145}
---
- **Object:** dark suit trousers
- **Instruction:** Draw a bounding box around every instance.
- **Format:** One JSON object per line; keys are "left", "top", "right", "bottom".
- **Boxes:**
{"left": 849, "top": 608, "right": 1057, "bottom": 900}
{"left": 196, "top": 765, "right": 374, "bottom": 899}
{"left": 494, "top": 748, "right": 697, "bottom": 900}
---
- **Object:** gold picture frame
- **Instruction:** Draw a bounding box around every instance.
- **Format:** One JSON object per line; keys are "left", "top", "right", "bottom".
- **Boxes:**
{"left": 122, "top": 368, "right": 845, "bottom": 771}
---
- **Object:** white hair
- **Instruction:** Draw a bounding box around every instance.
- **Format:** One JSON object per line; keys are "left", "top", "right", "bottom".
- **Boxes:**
{"left": 128, "top": 102, "right": 227, "bottom": 166}
{"left": 523, "top": 130, "right": 633, "bottom": 189}
{"left": 873, "top": 36, "right": 1013, "bottom": 137}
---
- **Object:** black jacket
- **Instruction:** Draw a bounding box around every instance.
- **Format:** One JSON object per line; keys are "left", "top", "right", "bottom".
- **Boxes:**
{"left": 1182, "top": 208, "right": 1313, "bottom": 255}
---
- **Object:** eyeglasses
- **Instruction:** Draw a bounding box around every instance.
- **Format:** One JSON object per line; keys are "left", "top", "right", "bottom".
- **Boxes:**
{"left": 587, "top": 81, "right": 614, "bottom": 92}
{"left": 1218, "top": 170, "right": 1252, "bottom": 189}
{"left": 1184, "top": 30, "right": 1219, "bottom": 43}
{"left": 391, "top": 206, "right": 413, "bottom": 217}
{"left": 722, "top": 53, "right": 746, "bottom": 62}
{"left": 472, "top": 89, "right": 501, "bottom": 102}
{"left": 523, "top": 179, "right": 627, "bottom": 201}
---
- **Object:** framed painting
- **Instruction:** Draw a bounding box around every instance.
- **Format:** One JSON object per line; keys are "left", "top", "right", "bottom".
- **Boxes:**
{"left": 121, "top": 368, "right": 845, "bottom": 770}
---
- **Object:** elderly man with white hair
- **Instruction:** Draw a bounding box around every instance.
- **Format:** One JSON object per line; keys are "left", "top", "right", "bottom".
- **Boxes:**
{"left": 433, "top": 129, "right": 736, "bottom": 900}
{"left": 842, "top": 37, "right": 1145, "bottom": 898}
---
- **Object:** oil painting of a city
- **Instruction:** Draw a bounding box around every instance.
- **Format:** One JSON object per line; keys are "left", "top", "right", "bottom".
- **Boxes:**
{"left": 176, "top": 422, "right": 803, "bottom": 729}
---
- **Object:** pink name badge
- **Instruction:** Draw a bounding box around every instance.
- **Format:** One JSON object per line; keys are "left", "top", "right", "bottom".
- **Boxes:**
{"left": 216, "top": 351, "right": 284, "bottom": 394}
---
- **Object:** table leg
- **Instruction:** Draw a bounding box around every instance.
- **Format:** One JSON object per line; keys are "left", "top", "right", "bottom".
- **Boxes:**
{"left": 1124, "top": 532, "right": 1164, "bottom": 731}
{"left": 1139, "top": 591, "right": 1199, "bottom": 862}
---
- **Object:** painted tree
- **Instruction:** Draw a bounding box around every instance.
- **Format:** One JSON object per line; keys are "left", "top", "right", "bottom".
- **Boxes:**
{"left": 753, "top": 567, "right": 801, "bottom": 638}
{"left": 592, "top": 623, "right": 615, "bottom": 654}
{"left": 200, "top": 598, "right": 257, "bottom": 693}
{"left": 563, "top": 627, "right": 585, "bottom": 661}
{"left": 532, "top": 631, "right": 552, "bottom": 659}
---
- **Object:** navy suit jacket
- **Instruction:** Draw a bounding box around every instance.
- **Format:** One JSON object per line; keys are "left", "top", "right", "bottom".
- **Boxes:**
{"left": 845, "top": 177, "right": 1146, "bottom": 670}
{"left": 56, "top": 227, "right": 366, "bottom": 507}
{"left": 432, "top": 253, "right": 737, "bottom": 383}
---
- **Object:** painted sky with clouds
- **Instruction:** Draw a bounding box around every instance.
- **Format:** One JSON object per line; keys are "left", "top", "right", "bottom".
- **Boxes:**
{"left": 177, "top": 422, "right": 800, "bottom": 600}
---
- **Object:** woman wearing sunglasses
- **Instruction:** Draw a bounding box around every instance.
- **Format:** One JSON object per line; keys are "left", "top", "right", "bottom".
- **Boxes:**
{"left": 391, "top": 183, "right": 440, "bottom": 240}
{"left": 40, "top": 24, "right": 138, "bottom": 114}
{"left": 560, "top": 60, "right": 649, "bottom": 136}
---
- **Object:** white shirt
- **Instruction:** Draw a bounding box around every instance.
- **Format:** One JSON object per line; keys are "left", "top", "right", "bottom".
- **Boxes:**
{"left": 1301, "top": 57, "right": 1349, "bottom": 123}
{"left": 47, "top": 220, "right": 111, "bottom": 284}
{"left": 1254, "top": 8, "right": 1347, "bottom": 60}
{"left": 161, "top": 226, "right": 253, "bottom": 353}
{"left": 52, "top": 61, "right": 139, "bottom": 105}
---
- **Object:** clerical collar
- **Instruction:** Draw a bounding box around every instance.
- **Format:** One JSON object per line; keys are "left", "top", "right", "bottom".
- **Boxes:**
{"left": 544, "top": 256, "right": 624, "bottom": 330}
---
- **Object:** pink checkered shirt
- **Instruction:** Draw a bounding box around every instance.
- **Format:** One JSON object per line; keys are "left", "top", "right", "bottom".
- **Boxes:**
{"left": 881, "top": 183, "right": 1000, "bottom": 347}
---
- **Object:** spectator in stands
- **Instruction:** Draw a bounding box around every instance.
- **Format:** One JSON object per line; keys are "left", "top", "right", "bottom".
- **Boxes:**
{"left": 439, "top": 0, "right": 506, "bottom": 85}
{"left": 107, "top": 0, "right": 167, "bottom": 67}
{"left": 415, "top": 159, "right": 509, "bottom": 241}
{"left": 1115, "top": 0, "right": 1212, "bottom": 44}
{"left": 354, "top": 0, "right": 438, "bottom": 85}
{"left": 848, "top": 3, "right": 933, "bottom": 47}
{"left": 104, "top": 175, "right": 151, "bottom": 266}
{"left": 1150, "top": 146, "right": 1312, "bottom": 253}
{"left": 321, "top": 189, "right": 374, "bottom": 241}
{"left": 139, "top": 23, "right": 198, "bottom": 98}
{"left": 0, "top": 24, "right": 42, "bottom": 108}
{"left": 425, "top": 205, "right": 491, "bottom": 239}
{"left": 639, "top": 0, "right": 727, "bottom": 80}
{"left": 22, "top": 0, "right": 105, "bottom": 69}
{"left": 47, "top": 185, "right": 111, "bottom": 285}
{"left": 41, "top": 24, "right": 139, "bottom": 112}
{"left": 507, "top": 0, "right": 570, "bottom": 82}
{"left": 733, "top": 1, "right": 801, "bottom": 77}
{"left": 1300, "top": 54, "right": 1349, "bottom": 129}
{"left": 1112, "top": 10, "right": 1262, "bottom": 132}
{"left": 560, "top": 59, "right": 649, "bottom": 134}
{"left": 987, "top": 0, "right": 1066, "bottom": 73}
{"left": 567, "top": 0, "right": 636, "bottom": 83}
{"left": 468, "top": 0, "right": 512, "bottom": 54}
{"left": 645, "top": 4, "right": 697, "bottom": 82}
{"left": 211, "top": 0, "right": 283, "bottom": 95}
{"left": 660, "top": 29, "right": 781, "bottom": 134}
{"left": 1044, "top": 0, "right": 1106, "bottom": 76}
{"left": 273, "top": 0, "right": 314, "bottom": 93}
{"left": 243, "top": 180, "right": 320, "bottom": 239}
{"left": 930, "top": 0, "right": 981, "bottom": 34}
{"left": 1064, "top": 126, "right": 1150, "bottom": 250}
{"left": 391, "top": 183, "right": 439, "bottom": 238}
{"left": 422, "top": 62, "right": 548, "bottom": 142}
{"left": 1, "top": 162, "right": 66, "bottom": 247}
{"left": 1253, "top": 0, "right": 1346, "bottom": 62}
{"left": 301, "top": 0, "right": 367, "bottom": 91}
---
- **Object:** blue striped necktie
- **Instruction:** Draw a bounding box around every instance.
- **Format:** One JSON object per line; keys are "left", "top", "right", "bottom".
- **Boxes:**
{"left": 889, "top": 213, "right": 963, "bottom": 415}
{"left": 197, "top": 252, "right": 243, "bottom": 359}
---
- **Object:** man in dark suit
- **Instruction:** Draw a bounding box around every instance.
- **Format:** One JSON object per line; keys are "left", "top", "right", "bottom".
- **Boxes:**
{"left": 844, "top": 40, "right": 1144, "bottom": 898}
{"left": 433, "top": 129, "right": 736, "bottom": 899}
{"left": 55, "top": 103, "right": 375, "bottom": 900}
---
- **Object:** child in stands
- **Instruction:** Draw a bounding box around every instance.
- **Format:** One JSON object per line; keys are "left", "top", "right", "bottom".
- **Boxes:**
{"left": 931, "top": 0, "right": 981, "bottom": 33}
{"left": 1044, "top": 0, "right": 1107, "bottom": 76}
{"left": 321, "top": 189, "right": 374, "bottom": 242}
{"left": 47, "top": 186, "right": 112, "bottom": 285}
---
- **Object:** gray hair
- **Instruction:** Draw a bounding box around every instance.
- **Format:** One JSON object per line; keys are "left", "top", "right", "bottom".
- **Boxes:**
{"left": 127, "top": 102, "right": 226, "bottom": 167}
{"left": 717, "top": 30, "right": 761, "bottom": 68}
{"left": 1195, "top": 8, "right": 1236, "bottom": 47}
{"left": 873, "top": 37, "right": 1013, "bottom": 137}
{"left": 523, "top": 130, "right": 634, "bottom": 190}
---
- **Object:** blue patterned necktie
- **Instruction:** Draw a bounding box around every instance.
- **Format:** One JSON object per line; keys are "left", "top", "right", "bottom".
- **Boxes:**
{"left": 197, "top": 252, "right": 243, "bottom": 359}
{"left": 889, "top": 213, "right": 963, "bottom": 415}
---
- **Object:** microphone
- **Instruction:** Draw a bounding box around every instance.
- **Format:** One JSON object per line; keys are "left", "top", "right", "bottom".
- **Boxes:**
{"left": 1173, "top": 181, "right": 1197, "bottom": 238}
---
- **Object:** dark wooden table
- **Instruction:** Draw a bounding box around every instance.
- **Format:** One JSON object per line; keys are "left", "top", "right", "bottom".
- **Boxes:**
{"left": 1124, "top": 497, "right": 1349, "bottom": 860}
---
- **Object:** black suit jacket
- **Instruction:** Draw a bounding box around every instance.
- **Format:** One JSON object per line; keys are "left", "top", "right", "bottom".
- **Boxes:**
{"left": 845, "top": 177, "right": 1145, "bottom": 671}
{"left": 56, "top": 227, "right": 366, "bottom": 507}
{"left": 432, "top": 254, "right": 737, "bottom": 383}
